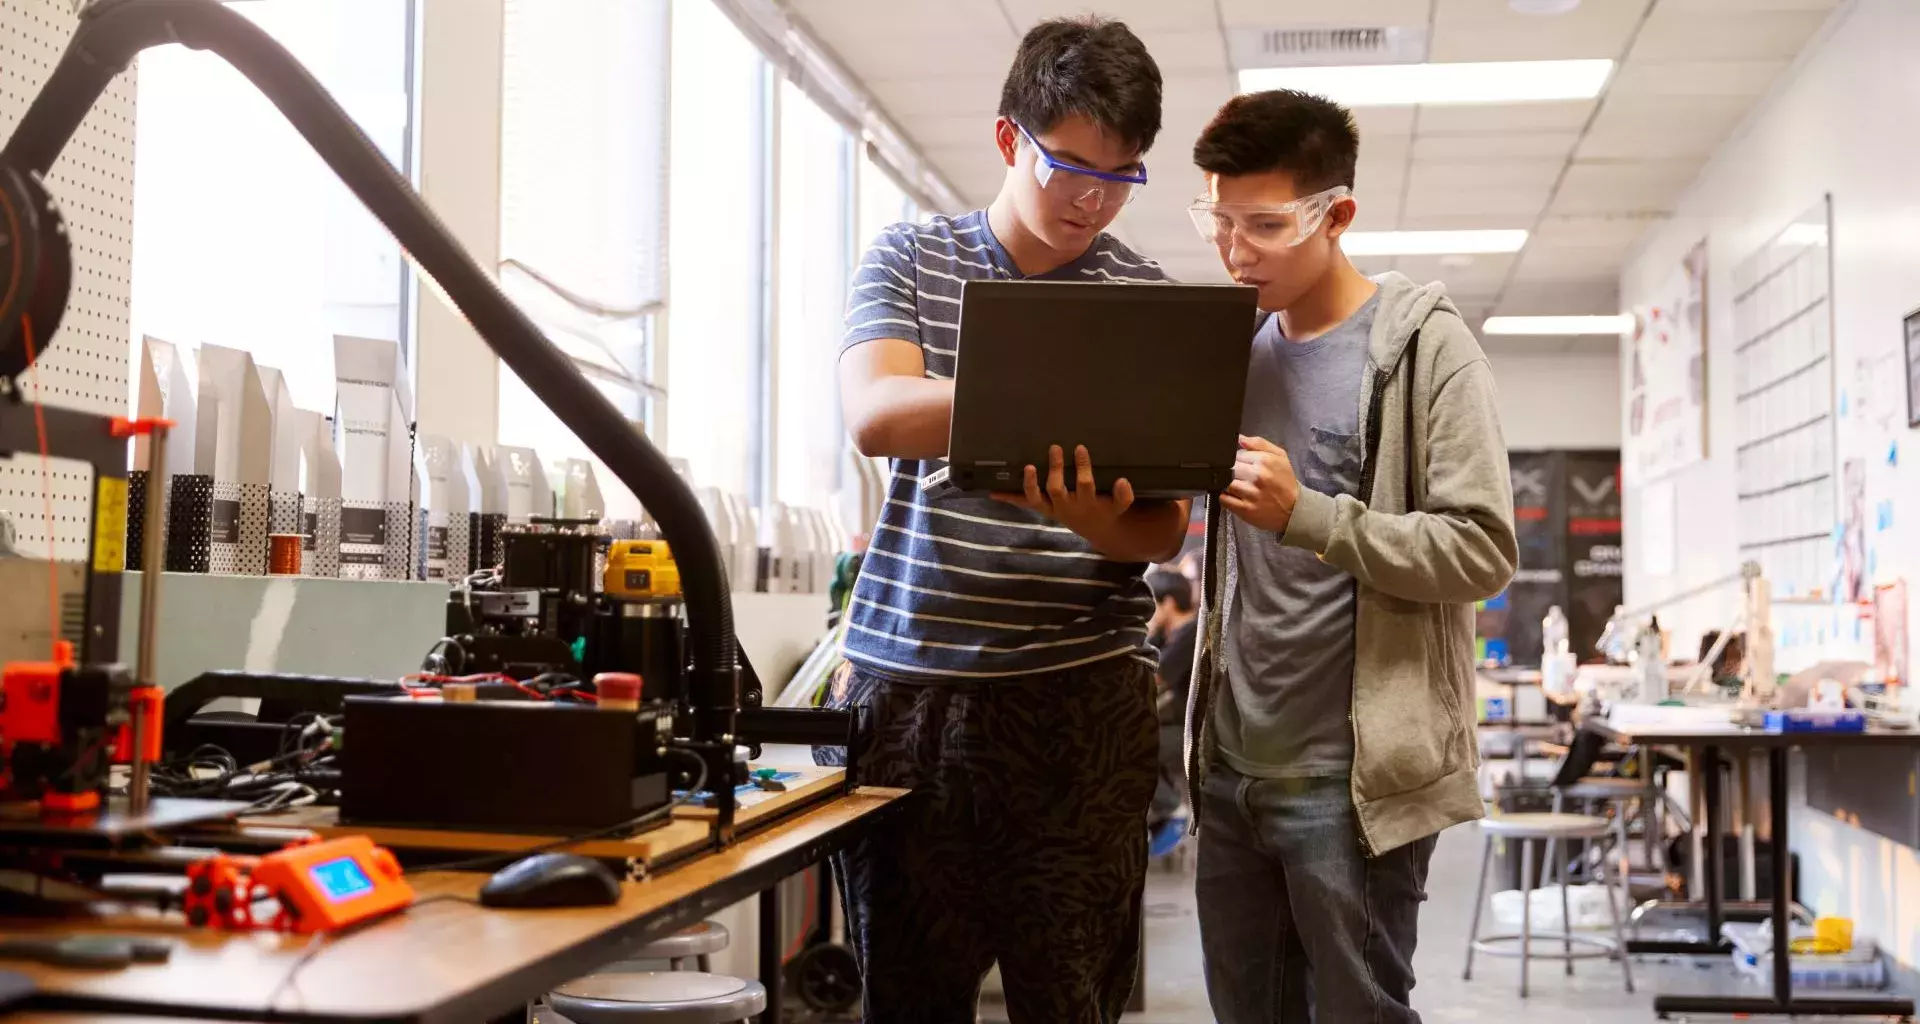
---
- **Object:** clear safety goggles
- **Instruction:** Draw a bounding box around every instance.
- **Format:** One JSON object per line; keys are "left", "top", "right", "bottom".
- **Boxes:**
{"left": 1016, "top": 122, "right": 1147, "bottom": 208}
{"left": 1187, "top": 185, "right": 1352, "bottom": 250}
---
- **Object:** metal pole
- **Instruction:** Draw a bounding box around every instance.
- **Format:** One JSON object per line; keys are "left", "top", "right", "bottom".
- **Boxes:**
{"left": 759, "top": 884, "right": 783, "bottom": 1024}
{"left": 1703, "top": 744, "right": 1724, "bottom": 945}
{"left": 1770, "top": 747, "right": 1792, "bottom": 1007}
{"left": 127, "top": 426, "right": 167, "bottom": 815}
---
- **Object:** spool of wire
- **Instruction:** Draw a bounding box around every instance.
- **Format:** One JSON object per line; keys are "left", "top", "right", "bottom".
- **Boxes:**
{"left": 268, "top": 533, "right": 304, "bottom": 576}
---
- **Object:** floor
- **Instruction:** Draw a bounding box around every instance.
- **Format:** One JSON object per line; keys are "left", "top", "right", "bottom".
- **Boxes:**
{"left": 982, "top": 822, "right": 1912, "bottom": 1024}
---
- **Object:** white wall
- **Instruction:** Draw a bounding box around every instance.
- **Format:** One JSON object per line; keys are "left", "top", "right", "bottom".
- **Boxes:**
{"left": 1491, "top": 351, "right": 1622, "bottom": 452}
{"left": 1617, "top": 0, "right": 1920, "bottom": 966}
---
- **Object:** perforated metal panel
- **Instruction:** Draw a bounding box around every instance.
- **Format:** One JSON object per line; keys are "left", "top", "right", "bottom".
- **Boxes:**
{"left": 0, "top": 0, "right": 137, "bottom": 566}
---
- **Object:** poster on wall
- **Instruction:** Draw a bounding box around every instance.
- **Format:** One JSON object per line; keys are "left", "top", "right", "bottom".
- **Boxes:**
{"left": 1626, "top": 239, "right": 1709, "bottom": 483}
{"left": 1841, "top": 457, "right": 1868, "bottom": 603}
{"left": 1499, "top": 451, "right": 1567, "bottom": 668}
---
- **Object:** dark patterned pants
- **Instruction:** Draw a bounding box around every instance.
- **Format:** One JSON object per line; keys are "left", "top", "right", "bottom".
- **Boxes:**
{"left": 815, "top": 656, "right": 1159, "bottom": 1024}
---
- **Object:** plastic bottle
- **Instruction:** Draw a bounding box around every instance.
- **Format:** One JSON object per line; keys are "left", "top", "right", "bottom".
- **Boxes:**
{"left": 1543, "top": 605, "right": 1569, "bottom": 658}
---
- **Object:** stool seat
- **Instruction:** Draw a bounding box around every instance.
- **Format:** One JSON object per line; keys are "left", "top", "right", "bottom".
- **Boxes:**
{"left": 551, "top": 971, "right": 766, "bottom": 1024}
{"left": 1480, "top": 812, "right": 1610, "bottom": 839}
{"left": 628, "top": 921, "right": 730, "bottom": 962}
{"left": 1560, "top": 777, "right": 1642, "bottom": 800}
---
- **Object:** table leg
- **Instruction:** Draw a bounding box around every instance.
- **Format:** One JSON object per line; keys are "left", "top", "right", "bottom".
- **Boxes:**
{"left": 1703, "top": 744, "right": 1724, "bottom": 945}
{"left": 1769, "top": 747, "right": 1791, "bottom": 1006}
{"left": 1737, "top": 748, "right": 1757, "bottom": 902}
{"left": 1642, "top": 745, "right": 1660, "bottom": 873}
{"left": 1688, "top": 745, "right": 1706, "bottom": 903}
{"left": 761, "top": 884, "right": 784, "bottom": 1024}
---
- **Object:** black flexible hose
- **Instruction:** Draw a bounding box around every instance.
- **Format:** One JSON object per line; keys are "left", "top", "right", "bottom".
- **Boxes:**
{"left": 0, "top": 0, "right": 738, "bottom": 739}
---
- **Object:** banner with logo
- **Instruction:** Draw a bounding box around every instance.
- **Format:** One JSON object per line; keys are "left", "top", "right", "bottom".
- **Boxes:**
{"left": 1563, "top": 451, "right": 1625, "bottom": 659}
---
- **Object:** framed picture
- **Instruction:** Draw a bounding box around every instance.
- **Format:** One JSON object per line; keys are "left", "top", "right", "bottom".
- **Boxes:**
{"left": 1907, "top": 306, "right": 1920, "bottom": 428}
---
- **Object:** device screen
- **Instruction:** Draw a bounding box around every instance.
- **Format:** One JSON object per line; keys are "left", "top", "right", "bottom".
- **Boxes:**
{"left": 308, "top": 856, "right": 376, "bottom": 902}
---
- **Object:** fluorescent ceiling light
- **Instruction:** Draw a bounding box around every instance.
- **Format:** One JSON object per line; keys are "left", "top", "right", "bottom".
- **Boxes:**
{"left": 1482, "top": 315, "right": 1634, "bottom": 336}
{"left": 1239, "top": 59, "right": 1613, "bottom": 106}
{"left": 1342, "top": 229, "right": 1528, "bottom": 256}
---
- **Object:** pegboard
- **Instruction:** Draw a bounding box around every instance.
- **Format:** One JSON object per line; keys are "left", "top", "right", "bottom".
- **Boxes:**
{"left": 1732, "top": 197, "right": 1835, "bottom": 598}
{"left": 0, "top": 0, "right": 138, "bottom": 572}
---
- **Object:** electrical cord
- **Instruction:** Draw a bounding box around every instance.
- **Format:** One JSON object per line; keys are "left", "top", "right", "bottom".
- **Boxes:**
{"left": 416, "top": 746, "right": 711, "bottom": 875}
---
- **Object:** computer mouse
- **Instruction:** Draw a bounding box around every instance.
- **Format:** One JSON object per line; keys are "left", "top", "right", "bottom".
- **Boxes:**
{"left": 478, "top": 852, "right": 621, "bottom": 909}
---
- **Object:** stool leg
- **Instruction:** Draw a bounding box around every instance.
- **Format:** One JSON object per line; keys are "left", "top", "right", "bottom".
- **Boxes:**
{"left": 1520, "top": 838, "right": 1535, "bottom": 999}
{"left": 1464, "top": 831, "right": 1494, "bottom": 981}
{"left": 1604, "top": 835, "right": 1637, "bottom": 994}
{"left": 697, "top": 954, "right": 711, "bottom": 973}
{"left": 1558, "top": 840, "right": 1574, "bottom": 975}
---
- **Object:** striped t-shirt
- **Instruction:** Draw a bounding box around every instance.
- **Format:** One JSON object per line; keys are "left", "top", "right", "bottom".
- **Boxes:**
{"left": 841, "top": 209, "right": 1167, "bottom": 680}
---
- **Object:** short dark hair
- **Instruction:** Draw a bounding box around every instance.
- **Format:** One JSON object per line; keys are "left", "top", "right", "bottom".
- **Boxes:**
{"left": 1193, "top": 90, "right": 1359, "bottom": 192}
{"left": 1146, "top": 569, "right": 1193, "bottom": 613}
{"left": 998, "top": 17, "right": 1163, "bottom": 155}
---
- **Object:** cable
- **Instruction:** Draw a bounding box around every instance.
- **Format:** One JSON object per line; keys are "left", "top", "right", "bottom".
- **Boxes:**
{"left": 416, "top": 746, "right": 710, "bottom": 875}
{"left": 17, "top": 314, "right": 58, "bottom": 656}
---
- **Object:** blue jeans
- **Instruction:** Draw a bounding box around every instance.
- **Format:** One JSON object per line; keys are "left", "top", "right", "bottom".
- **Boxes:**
{"left": 1197, "top": 767, "right": 1437, "bottom": 1024}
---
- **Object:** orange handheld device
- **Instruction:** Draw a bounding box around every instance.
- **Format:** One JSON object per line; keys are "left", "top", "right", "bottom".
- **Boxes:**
{"left": 250, "top": 836, "right": 415, "bottom": 933}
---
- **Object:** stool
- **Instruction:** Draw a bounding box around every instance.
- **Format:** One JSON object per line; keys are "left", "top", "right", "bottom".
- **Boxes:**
{"left": 1552, "top": 777, "right": 1642, "bottom": 883}
{"left": 1462, "top": 812, "right": 1635, "bottom": 998}
{"left": 618, "top": 920, "right": 729, "bottom": 973}
{"left": 549, "top": 971, "right": 766, "bottom": 1024}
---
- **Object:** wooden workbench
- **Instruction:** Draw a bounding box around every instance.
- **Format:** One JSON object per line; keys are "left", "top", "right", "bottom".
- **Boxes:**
{"left": 4, "top": 786, "right": 907, "bottom": 1024}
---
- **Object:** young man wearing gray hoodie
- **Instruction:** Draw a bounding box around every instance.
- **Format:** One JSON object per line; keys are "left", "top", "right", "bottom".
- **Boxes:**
{"left": 1182, "top": 90, "right": 1519, "bottom": 1023}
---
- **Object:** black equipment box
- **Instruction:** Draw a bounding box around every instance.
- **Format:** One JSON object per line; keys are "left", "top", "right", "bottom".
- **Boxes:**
{"left": 340, "top": 697, "right": 673, "bottom": 834}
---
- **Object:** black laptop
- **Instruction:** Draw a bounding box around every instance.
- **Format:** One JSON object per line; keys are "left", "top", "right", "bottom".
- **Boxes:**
{"left": 923, "top": 280, "right": 1259, "bottom": 499}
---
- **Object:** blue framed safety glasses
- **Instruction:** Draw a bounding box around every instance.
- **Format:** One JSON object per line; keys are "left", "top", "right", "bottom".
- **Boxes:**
{"left": 1015, "top": 122, "right": 1147, "bottom": 208}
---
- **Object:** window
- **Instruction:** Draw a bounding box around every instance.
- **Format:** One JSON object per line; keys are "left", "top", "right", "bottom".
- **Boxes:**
{"left": 495, "top": 0, "right": 669, "bottom": 519}
{"left": 772, "top": 81, "right": 855, "bottom": 511}
{"left": 858, "top": 147, "right": 917, "bottom": 251}
{"left": 130, "top": 0, "right": 415, "bottom": 413}
{"left": 664, "top": 0, "right": 766, "bottom": 498}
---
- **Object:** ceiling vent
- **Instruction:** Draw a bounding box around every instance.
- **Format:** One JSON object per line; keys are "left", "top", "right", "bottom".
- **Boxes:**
{"left": 1228, "top": 25, "right": 1429, "bottom": 69}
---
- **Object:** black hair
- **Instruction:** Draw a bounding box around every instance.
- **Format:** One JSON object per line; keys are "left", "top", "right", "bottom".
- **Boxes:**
{"left": 1193, "top": 89, "right": 1359, "bottom": 192}
{"left": 998, "top": 17, "right": 1163, "bottom": 155}
{"left": 1146, "top": 569, "right": 1193, "bottom": 613}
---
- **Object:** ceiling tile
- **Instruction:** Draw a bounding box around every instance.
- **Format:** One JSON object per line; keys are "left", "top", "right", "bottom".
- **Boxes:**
{"left": 1412, "top": 131, "right": 1581, "bottom": 160}
{"left": 1403, "top": 179, "right": 1553, "bottom": 219}
{"left": 1576, "top": 95, "right": 1750, "bottom": 160}
{"left": 1393, "top": 252, "right": 1516, "bottom": 290}
{"left": 1216, "top": 0, "right": 1432, "bottom": 30}
{"left": 1551, "top": 159, "right": 1698, "bottom": 215}
{"left": 908, "top": 114, "right": 997, "bottom": 149}
{"left": 1396, "top": 212, "right": 1536, "bottom": 232}
{"left": 1430, "top": 0, "right": 1646, "bottom": 62}
{"left": 1512, "top": 243, "right": 1626, "bottom": 280}
{"left": 1497, "top": 278, "right": 1622, "bottom": 313}
{"left": 1607, "top": 59, "right": 1787, "bottom": 98}
{"left": 1628, "top": 8, "right": 1830, "bottom": 63}
{"left": 790, "top": 0, "right": 1015, "bottom": 42}
{"left": 1530, "top": 214, "right": 1663, "bottom": 249}
{"left": 1162, "top": 72, "right": 1236, "bottom": 113}
{"left": 1132, "top": 28, "right": 1231, "bottom": 72}
{"left": 868, "top": 76, "right": 1004, "bottom": 118}
{"left": 1415, "top": 100, "right": 1596, "bottom": 134}
{"left": 1410, "top": 158, "right": 1564, "bottom": 192}
{"left": 998, "top": 0, "right": 1203, "bottom": 33}
{"left": 1657, "top": 0, "right": 1838, "bottom": 11}
{"left": 847, "top": 37, "right": 1018, "bottom": 81}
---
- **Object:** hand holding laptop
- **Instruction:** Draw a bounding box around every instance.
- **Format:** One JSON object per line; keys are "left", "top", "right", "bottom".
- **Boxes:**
{"left": 993, "top": 443, "right": 1137, "bottom": 534}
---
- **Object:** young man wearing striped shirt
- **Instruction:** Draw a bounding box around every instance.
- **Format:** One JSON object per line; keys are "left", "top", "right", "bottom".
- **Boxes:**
{"left": 824, "top": 16, "right": 1186, "bottom": 1024}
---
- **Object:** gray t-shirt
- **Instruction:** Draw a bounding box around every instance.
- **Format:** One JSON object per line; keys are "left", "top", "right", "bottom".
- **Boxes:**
{"left": 1217, "top": 293, "right": 1378, "bottom": 778}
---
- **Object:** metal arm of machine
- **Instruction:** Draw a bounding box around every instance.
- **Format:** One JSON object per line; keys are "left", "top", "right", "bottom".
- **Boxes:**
{"left": 0, "top": 1, "right": 740, "bottom": 758}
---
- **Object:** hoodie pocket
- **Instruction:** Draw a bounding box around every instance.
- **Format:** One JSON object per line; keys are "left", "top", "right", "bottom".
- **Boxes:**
{"left": 1352, "top": 604, "right": 1463, "bottom": 802}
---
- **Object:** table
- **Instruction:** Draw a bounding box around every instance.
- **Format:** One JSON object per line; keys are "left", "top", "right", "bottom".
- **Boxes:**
{"left": 1591, "top": 719, "right": 1920, "bottom": 1019}
{"left": 4, "top": 787, "right": 908, "bottom": 1024}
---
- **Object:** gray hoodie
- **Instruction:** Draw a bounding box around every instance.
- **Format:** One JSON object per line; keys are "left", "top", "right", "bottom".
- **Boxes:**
{"left": 1186, "top": 271, "right": 1519, "bottom": 856}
